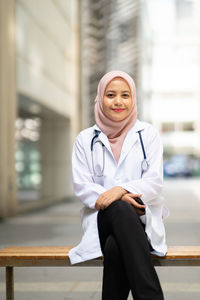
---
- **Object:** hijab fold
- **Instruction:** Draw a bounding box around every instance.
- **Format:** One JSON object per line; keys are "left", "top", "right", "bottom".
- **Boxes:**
{"left": 94, "top": 71, "right": 137, "bottom": 162}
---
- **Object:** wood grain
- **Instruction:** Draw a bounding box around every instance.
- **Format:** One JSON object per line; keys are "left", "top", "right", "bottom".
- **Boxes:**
{"left": 0, "top": 246, "right": 200, "bottom": 261}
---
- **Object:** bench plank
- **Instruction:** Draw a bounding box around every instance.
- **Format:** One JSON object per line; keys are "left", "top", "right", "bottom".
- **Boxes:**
{"left": 0, "top": 246, "right": 200, "bottom": 268}
{"left": 162, "top": 246, "right": 200, "bottom": 259}
{"left": 0, "top": 247, "right": 72, "bottom": 260}
{"left": 1, "top": 246, "right": 200, "bottom": 260}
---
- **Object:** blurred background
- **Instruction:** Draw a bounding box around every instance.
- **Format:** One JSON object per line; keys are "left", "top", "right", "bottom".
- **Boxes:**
{"left": 0, "top": 1, "right": 200, "bottom": 299}
{"left": 1, "top": 0, "right": 200, "bottom": 218}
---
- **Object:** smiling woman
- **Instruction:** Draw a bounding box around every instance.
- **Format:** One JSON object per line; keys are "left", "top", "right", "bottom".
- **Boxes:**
{"left": 102, "top": 77, "right": 133, "bottom": 122}
{"left": 94, "top": 72, "right": 138, "bottom": 163}
{"left": 69, "top": 70, "right": 167, "bottom": 300}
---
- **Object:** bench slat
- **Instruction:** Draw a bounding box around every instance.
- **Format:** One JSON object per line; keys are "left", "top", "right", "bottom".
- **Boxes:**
{"left": 1, "top": 246, "right": 200, "bottom": 259}
{"left": 0, "top": 246, "right": 200, "bottom": 268}
{"left": 0, "top": 247, "right": 72, "bottom": 260}
{"left": 161, "top": 246, "right": 200, "bottom": 259}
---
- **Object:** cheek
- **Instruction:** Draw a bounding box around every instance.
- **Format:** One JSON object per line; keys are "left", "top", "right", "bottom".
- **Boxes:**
{"left": 127, "top": 99, "right": 133, "bottom": 110}
{"left": 102, "top": 98, "right": 111, "bottom": 111}
{"left": 102, "top": 101, "right": 107, "bottom": 112}
{"left": 129, "top": 103, "right": 133, "bottom": 110}
{"left": 123, "top": 98, "right": 132, "bottom": 108}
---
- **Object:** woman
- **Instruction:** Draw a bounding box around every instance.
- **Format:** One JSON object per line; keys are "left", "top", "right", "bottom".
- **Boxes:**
{"left": 69, "top": 70, "right": 168, "bottom": 299}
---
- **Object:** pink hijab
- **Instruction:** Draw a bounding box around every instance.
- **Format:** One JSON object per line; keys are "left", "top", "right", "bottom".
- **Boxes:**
{"left": 94, "top": 70, "right": 137, "bottom": 162}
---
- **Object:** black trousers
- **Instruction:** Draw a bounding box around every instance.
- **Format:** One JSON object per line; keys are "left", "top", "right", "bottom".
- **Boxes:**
{"left": 97, "top": 200, "right": 164, "bottom": 300}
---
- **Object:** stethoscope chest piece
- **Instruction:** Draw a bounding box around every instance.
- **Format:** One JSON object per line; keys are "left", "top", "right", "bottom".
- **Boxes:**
{"left": 141, "top": 159, "right": 149, "bottom": 172}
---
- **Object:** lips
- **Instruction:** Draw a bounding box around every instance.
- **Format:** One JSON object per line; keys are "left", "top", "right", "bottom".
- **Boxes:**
{"left": 113, "top": 109, "right": 125, "bottom": 113}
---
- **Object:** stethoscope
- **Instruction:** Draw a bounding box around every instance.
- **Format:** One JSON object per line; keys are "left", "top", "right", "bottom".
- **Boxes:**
{"left": 91, "top": 130, "right": 105, "bottom": 177}
{"left": 91, "top": 129, "right": 149, "bottom": 177}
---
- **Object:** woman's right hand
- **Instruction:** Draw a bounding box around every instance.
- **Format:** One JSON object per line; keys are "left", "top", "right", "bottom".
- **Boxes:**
{"left": 95, "top": 186, "right": 127, "bottom": 210}
{"left": 121, "top": 193, "right": 146, "bottom": 216}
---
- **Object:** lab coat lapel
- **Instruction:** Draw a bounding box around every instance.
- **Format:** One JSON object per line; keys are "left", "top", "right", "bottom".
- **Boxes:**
{"left": 93, "top": 125, "right": 114, "bottom": 159}
{"left": 99, "top": 132, "right": 113, "bottom": 154}
{"left": 118, "top": 120, "right": 145, "bottom": 167}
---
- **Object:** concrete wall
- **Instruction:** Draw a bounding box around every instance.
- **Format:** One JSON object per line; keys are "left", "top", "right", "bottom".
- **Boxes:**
{"left": 0, "top": 0, "right": 80, "bottom": 217}
{"left": 16, "top": 0, "right": 80, "bottom": 136}
{"left": 0, "top": 0, "right": 17, "bottom": 218}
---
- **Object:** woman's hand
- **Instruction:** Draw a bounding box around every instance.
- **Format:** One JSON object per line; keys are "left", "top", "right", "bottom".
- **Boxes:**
{"left": 95, "top": 186, "right": 127, "bottom": 210}
{"left": 121, "top": 193, "right": 146, "bottom": 216}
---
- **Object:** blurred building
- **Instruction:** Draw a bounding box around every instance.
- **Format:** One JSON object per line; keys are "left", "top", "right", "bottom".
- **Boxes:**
{"left": 0, "top": 0, "right": 143, "bottom": 218}
{"left": 2, "top": 0, "right": 199, "bottom": 218}
{"left": 81, "top": 0, "right": 142, "bottom": 127}
{"left": 142, "top": 0, "right": 200, "bottom": 157}
{"left": 0, "top": 0, "right": 80, "bottom": 218}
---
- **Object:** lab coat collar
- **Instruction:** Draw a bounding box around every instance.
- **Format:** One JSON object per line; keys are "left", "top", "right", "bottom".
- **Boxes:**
{"left": 92, "top": 124, "right": 113, "bottom": 158}
{"left": 93, "top": 119, "right": 145, "bottom": 165}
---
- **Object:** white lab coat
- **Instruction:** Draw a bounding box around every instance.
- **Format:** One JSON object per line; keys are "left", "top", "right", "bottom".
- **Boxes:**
{"left": 69, "top": 119, "right": 168, "bottom": 264}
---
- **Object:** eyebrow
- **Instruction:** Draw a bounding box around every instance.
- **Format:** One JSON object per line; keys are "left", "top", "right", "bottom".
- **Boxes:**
{"left": 106, "top": 90, "right": 130, "bottom": 93}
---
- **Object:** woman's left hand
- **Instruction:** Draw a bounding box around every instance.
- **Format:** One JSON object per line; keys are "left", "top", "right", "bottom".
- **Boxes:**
{"left": 121, "top": 193, "right": 146, "bottom": 216}
{"left": 95, "top": 186, "right": 127, "bottom": 210}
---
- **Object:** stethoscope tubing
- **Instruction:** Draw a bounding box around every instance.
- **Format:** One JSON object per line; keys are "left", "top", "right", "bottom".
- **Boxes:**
{"left": 91, "top": 129, "right": 149, "bottom": 177}
{"left": 91, "top": 139, "right": 105, "bottom": 177}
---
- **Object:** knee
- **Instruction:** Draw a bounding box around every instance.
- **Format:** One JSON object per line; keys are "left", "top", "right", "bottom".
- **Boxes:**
{"left": 103, "top": 235, "right": 121, "bottom": 264}
{"left": 99, "top": 200, "right": 139, "bottom": 228}
{"left": 107, "top": 200, "right": 137, "bottom": 217}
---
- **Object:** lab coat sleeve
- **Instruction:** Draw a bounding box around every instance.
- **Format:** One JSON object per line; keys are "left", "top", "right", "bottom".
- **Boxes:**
{"left": 119, "top": 126, "right": 164, "bottom": 206}
{"left": 72, "top": 134, "right": 107, "bottom": 209}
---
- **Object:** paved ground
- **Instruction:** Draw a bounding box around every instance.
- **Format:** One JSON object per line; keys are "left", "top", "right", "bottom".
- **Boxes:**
{"left": 0, "top": 178, "right": 200, "bottom": 299}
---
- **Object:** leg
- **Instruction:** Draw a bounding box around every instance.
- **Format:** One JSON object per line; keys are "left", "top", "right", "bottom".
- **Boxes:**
{"left": 98, "top": 200, "right": 164, "bottom": 300}
{"left": 6, "top": 267, "right": 14, "bottom": 300}
{"left": 102, "top": 235, "right": 130, "bottom": 300}
{"left": 98, "top": 212, "right": 130, "bottom": 300}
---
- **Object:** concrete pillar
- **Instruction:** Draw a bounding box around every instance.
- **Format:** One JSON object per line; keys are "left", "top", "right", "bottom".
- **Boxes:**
{"left": 39, "top": 117, "right": 73, "bottom": 205}
{"left": 0, "top": 0, "right": 17, "bottom": 218}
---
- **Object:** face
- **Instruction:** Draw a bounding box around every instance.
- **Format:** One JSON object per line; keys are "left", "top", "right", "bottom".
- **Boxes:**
{"left": 102, "top": 77, "right": 133, "bottom": 121}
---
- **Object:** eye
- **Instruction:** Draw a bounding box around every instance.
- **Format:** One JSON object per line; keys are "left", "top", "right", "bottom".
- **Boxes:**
{"left": 122, "top": 93, "right": 130, "bottom": 98}
{"left": 106, "top": 93, "right": 115, "bottom": 98}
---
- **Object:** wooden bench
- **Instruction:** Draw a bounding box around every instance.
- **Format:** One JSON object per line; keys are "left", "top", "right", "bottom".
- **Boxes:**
{"left": 0, "top": 246, "right": 200, "bottom": 300}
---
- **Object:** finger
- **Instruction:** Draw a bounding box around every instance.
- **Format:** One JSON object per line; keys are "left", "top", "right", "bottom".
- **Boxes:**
{"left": 102, "top": 199, "right": 112, "bottom": 209}
{"left": 121, "top": 195, "right": 133, "bottom": 204}
{"left": 130, "top": 198, "right": 146, "bottom": 209}
{"left": 106, "top": 199, "right": 115, "bottom": 208}
{"left": 134, "top": 208, "right": 145, "bottom": 216}
{"left": 128, "top": 193, "right": 142, "bottom": 198}
{"left": 96, "top": 198, "right": 105, "bottom": 210}
{"left": 95, "top": 203, "right": 100, "bottom": 211}
{"left": 99, "top": 202, "right": 105, "bottom": 210}
{"left": 123, "top": 195, "right": 136, "bottom": 202}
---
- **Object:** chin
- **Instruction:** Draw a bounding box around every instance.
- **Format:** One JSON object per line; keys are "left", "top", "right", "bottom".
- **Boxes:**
{"left": 110, "top": 116, "right": 125, "bottom": 122}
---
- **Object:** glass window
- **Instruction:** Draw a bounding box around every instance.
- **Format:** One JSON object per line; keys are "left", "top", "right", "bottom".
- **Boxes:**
{"left": 15, "top": 117, "right": 42, "bottom": 200}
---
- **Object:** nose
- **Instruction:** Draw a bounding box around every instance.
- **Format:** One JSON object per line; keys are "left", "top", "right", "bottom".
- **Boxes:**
{"left": 114, "top": 95, "right": 122, "bottom": 106}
